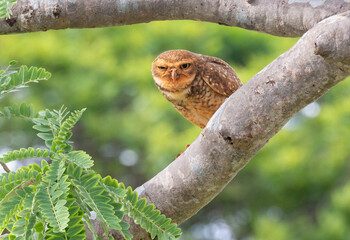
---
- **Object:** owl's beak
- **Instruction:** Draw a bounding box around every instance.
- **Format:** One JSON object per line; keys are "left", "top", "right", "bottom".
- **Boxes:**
{"left": 171, "top": 68, "right": 178, "bottom": 81}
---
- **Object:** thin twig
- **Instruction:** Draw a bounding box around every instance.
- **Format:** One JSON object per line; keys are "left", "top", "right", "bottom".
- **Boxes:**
{"left": 0, "top": 161, "right": 11, "bottom": 172}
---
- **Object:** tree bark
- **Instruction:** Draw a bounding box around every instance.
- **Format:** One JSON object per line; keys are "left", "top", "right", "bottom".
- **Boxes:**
{"left": 0, "top": 0, "right": 349, "bottom": 36}
{"left": 2, "top": 0, "right": 350, "bottom": 239}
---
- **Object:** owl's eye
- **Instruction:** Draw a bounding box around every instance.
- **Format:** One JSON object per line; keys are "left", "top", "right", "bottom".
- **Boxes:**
{"left": 158, "top": 66, "right": 167, "bottom": 70}
{"left": 180, "top": 63, "right": 191, "bottom": 69}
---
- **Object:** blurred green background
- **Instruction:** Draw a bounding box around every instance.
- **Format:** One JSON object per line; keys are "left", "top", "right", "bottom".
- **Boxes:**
{"left": 1, "top": 20, "right": 350, "bottom": 240}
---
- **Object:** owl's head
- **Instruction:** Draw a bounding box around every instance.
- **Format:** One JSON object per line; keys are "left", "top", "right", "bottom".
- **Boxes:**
{"left": 152, "top": 50, "right": 198, "bottom": 92}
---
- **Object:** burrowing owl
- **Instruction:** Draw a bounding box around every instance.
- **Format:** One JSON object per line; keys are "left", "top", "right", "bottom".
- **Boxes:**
{"left": 152, "top": 50, "right": 242, "bottom": 128}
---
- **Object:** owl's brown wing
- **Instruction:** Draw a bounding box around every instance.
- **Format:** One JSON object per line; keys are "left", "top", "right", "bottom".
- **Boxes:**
{"left": 200, "top": 55, "right": 242, "bottom": 96}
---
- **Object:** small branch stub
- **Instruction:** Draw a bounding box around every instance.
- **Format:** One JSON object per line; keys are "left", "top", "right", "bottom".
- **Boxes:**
{"left": 314, "top": 13, "right": 350, "bottom": 64}
{"left": 0, "top": 161, "right": 11, "bottom": 173}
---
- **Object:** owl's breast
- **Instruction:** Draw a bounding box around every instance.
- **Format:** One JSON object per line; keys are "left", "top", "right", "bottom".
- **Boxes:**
{"left": 160, "top": 78, "right": 227, "bottom": 128}
{"left": 161, "top": 86, "right": 191, "bottom": 103}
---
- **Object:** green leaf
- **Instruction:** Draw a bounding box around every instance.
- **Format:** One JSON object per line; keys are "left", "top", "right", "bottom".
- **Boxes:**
{"left": 37, "top": 133, "right": 54, "bottom": 141}
{"left": 36, "top": 161, "right": 70, "bottom": 233}
{"left": 9, "top": 60, "right": 17, "bottom": 66}
{"left": 0, "top": 65, "right": 51, "bottom": 96}
{"left": 67, "top": 151, "right": 94, "bottom": 169}
{"left": 37, "top": 182, "right": 69, "bottom": 233}
{"left": 0, "top": 148, "right": 54, "bottom": 164}
{"left": 0, "top": 0, "right": 17, "bottom": 19}
{"left": 33, "top": 124, "right": 51, "bottom": 132}
{"left": 52, "top": 108, "right": 86, "bottom": 152}
{"left": 102, "top": 178, "right": 181, "bottom": 239}
{"left": 31, "top": 107, "right": 86, "bottom": 153}
{"left": 34, "top": 222, "right": 44, "bottom": 232}
{"left": 0, "top": 195, "right": 22, "bottom": 231}
{"left": 71, "top": 170, "right": 122, "bottom": 231}
{"left": 0, "top": 103, "right": 36, "bottom": 121}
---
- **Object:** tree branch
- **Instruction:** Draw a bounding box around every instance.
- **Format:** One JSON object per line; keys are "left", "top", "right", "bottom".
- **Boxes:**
{"left": 1, "top": 0, "right": 349, "bottom": 36}
{"left": 86, "top": 11, "right": 350, "bottom": 240}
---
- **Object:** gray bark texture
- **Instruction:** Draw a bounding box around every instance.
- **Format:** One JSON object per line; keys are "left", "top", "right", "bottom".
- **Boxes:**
{"left": 0, "top": 0, "right": 349, "bottom": 36}
{"left": 2, "top": 0, "right": 350, "bottom": 239}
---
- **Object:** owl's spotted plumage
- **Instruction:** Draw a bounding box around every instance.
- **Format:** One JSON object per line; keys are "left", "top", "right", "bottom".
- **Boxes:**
{"left": 152, "top": 50, "right": 242, "bottom": 128}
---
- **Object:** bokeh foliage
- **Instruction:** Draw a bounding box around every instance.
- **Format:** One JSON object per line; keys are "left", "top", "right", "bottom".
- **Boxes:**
{"left": 0, "top": 20, "right": 349, "bottom": 239}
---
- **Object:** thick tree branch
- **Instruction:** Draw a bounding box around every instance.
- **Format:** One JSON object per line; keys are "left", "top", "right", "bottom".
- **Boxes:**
{"left": 0, "top": 0, "right": 349, "bottom": 36}
{"left": 86, "top": 11, "right": 350, "bottom": 240}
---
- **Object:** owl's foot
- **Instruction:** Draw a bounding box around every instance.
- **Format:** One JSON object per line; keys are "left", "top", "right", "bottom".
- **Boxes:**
{"left": 175, "top": 144, "right": 191, "bottom": 158}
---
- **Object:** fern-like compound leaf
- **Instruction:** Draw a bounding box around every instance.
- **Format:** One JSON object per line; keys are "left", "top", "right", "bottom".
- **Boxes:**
{"left": 0, "top": 164, "right": 41, "bottom": 202}
{"left": 32, "top": 107, "right": 85, "bottom": 152}
{"left": 37, "top": 182, "right": 69, "bottom": 233}
{"left": 0, "top": 187, "right": 35, "bottom": 235}
{"left": 32, "top": 109, "right": 60, "bottom": 149}
{"left": 101, "top": 176, "right": 181, "bottom": 239}
{"left": 0, "top": 65, "right": 51, "bottom": 96}
{"left": 17, "top": 188, "right": 40, "bottom": 240}
{"left": 52, "top": 108, "right": 86, "bottom": 153}
{"left": 10, "top": 202, "right": 37, "bottom": 239}
{"left": 101, "top": 176, "right": 127, "bottom": 197}
{"left": 42, "top": 160, "right": 66, "bottom": 184}
{"left": 0, "top": 147, "right": 54, "bottom": 164}
{"left": 71, "top": 170, "right": 123, "bottom": 232}
{"left": 0, "top": 99, "right": 182, "bottom": 239}
{"left": 37, "top": 161, "right": 70, "bottom": 233}
{"left": 0, "top": 103, "right": 36, "bottom": 121}
{"left": 126, "top": 188, "right": 181, "bottom": 240}
{"left": 45, "top": 196, "right": 86, "bottom": 240}
{"left": 0, "top": 195, "right": 22, "bottom": 232}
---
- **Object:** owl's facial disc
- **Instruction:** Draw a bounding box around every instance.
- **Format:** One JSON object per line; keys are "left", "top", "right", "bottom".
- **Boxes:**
{"left": 152, "top": 50, "right": 198, "bottom": 91}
